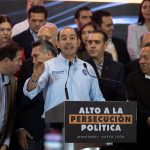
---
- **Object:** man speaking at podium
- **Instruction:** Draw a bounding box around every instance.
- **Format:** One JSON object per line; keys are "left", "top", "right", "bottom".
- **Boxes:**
{"left": 23, "top": 27, "right": 105, "bottom": 117}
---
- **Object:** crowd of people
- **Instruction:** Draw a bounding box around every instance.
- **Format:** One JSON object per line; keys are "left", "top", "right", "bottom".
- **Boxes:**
{"left": 0, "top": 0, "right": 150, "bottom": 150}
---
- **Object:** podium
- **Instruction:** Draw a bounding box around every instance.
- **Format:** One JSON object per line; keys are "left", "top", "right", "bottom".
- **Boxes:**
{"left": 45, "top": 101, "right": 65, "bottom": 123}
{"left": 45, "top": 101, "right": 137, "bottom": 143}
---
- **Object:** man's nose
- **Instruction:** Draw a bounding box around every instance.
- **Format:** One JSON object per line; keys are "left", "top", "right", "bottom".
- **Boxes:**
{"left": 139, "top": 58, "right": 145, "bottom": 64}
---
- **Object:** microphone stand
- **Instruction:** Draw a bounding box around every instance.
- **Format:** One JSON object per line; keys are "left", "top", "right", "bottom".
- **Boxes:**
{"left": 83, "top": 63, "right": 129, "bottom": 101}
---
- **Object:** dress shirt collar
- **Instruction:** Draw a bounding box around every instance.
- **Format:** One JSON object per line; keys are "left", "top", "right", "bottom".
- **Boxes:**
{"left": 108, "top": 37, "right": 112, "bottom": 42}
{"left": 94, "top": 59, "right": 104, "bottom": 76}
{"left": 145, "top": 74, "right": 150, "bottom": 80}
{"left": 58, "top": 53, "right": 78, "bottom": 65}
{"left": 0, "top": 74, "right": 9, "bottom": 85}
{"left": 94, "top": 58, "right": 104, "bottom": 68}
{"left": 30, "top": 29, "right": 38, "bottom": 41}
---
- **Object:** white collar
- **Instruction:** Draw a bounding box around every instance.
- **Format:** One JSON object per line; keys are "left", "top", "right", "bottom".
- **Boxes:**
{"left": 0, "top": 74, "right": 9, "bottom": 85}
{"left": 58, "top": 53, "right": 78, "bottom": 65}
{"left": 145, "top": 74, "right": 150, "bottom": 80}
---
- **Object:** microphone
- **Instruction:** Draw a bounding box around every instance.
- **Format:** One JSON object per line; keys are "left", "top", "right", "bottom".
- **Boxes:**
{"left": 83, "top": 63, "right": 121, "bottom": 83}
{"left": 65, "top": 61, "right": 72, "bottom": 100}
{"left": 83, "top": 63, "right": 129, "bottom": 101}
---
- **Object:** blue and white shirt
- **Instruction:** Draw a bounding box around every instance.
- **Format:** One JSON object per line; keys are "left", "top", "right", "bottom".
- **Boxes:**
{"left": 23, "top": 53, "right": 105, "bottom": 116}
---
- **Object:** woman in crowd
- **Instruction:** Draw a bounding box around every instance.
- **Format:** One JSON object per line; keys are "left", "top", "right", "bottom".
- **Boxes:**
{"left": 127, "top": 0, "right": 150, "bottom": 60}
{"left": 0, "top": 15, "right": 24, "bottom": 77}
{"left": 78, "top": 21, "right": 112, "bottom": 60}
{"left": 0, "top": 15, "right": 12, "bottom": 45}
{"left": 77, "top": 22, "right": 100, "bottom": 60}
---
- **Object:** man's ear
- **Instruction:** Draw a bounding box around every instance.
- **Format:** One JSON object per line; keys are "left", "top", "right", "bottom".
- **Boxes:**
{"left": 47, "top": 51, "right": 53, "bottom": 59}
{"left": 2, "top": 57, "right": 10, "bottom": 67}
{"left": 27, "top": 17, "right": 30, "bottom": 23}
{"left": 56, "top": 40, "right": 60, "bottom": 49}
{"left": 75, "top": 19, "right": 79, "bottom": 28}
{"left": 77, "top": 38, "right": 81, "bottom": 48}
{"left": 3, "top": 57, "right": 10, "bottom": 63}
{"left": 104, "top": 41, "right": 108, "bottom": 50}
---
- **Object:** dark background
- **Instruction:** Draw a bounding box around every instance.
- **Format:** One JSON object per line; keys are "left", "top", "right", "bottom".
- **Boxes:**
{"left": 0, "top": 0, "right": 139, "bottom": 41}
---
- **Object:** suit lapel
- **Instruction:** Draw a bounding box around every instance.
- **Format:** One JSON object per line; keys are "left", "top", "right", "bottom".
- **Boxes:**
{"left": 101, "top": 58, "right": 110, "bottom": 78}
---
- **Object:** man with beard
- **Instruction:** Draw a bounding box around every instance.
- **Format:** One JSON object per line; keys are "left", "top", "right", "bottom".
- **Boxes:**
{"left": 92, "top": 10, "right": 130, "bottom": 65}
{"left": 74, "top": 6, "right": 92, "bottom": 34}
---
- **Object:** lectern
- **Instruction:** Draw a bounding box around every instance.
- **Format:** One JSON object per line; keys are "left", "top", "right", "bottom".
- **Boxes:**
{"left": 45, "top": 101, "right": 65, "bottom": 123}
{"left": 45, "top": 101, "right": 137, "bottom": 144}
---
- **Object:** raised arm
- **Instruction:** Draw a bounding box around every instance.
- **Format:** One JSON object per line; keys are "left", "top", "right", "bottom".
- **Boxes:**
{"left": 27, "top": 61, "right": 45, "bottom": 91}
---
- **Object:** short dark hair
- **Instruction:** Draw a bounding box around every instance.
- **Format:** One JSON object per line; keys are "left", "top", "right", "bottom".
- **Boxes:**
{"left": 0, "top": 15, "right": 12, "bottom": 27}
{"left": 31, "top": 40, "right": 57, "bottom": 57}
{"left": 74, "top": 6, "right": 91, "bottom": 20}
{"left": 90, "top": 31, "right": 108, "bottom": 42}
{"left": 27, "top": 5, "right": 47, "bottom": 19}
{"left": 79, "top": 22, "right": 100, "bottom": 38}
{"left": 0, "top": 40, "right": 22, "bottom": 61}
{"left": 92, "top": 10, "right": 111, "bottom": 27}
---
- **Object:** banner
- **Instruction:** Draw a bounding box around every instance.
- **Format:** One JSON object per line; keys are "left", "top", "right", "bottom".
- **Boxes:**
{"left": 65, "top": 101, "right": 136, "bottom": 143}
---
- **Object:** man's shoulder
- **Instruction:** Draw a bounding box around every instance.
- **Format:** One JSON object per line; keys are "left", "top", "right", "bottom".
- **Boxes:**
{"left": 9, "top": 75, "right": 16, "bottom": 82}
{"left": 12, "top": 20, "right": 29, "bottom": 37}
{"left": 13, "top": 28, "right": 30, "bottom": 40}
{"left": 112, "top": 36, "right": 125, "bottom": 43}
{"left": 77, "top": 58, "right": 86, "bottom": 65}
{"left": 126, "top": 70, "right": 141, "bottom": 80}
{"left": 105, "top": 58, "right": 123, "bottom": 67}
{"left": 78, "top": 58, "right": 94, "bottom": 71}
{"left": 128, "top": 23, "right": 144, "bottom": 30}
{"left": 13, "top": 20, "right": 28, "bottom": 29}
{"left": 44, "top": 57, "right": 59, "bottom": 69}
{"left": 7, "top": 76, "right": 17, "bottom": 90}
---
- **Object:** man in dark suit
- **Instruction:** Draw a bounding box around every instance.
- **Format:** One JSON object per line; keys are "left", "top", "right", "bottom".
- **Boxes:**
{"left": 13, "top": 5, "right": 47, "bottom": 59}
{"left": 0, "top": 41, "right": 22, "bottom": 150}
{"left": 126, "top": 42, "right": 150, "bottom": 148}
{"left": 82, "top": 31, "right": 126, "bottom": 150}
{"left": 92, "top": 10, "right": 130, "bottom": 65}
{"left": 84, "top": 31, "right": 126, "bottom": 150}
{"left": 13, "top": 40, "right": 57, "bottom": 150}
{"left": 85, "top": 31, "right": 126, "bottom": 102}
{"left": 126, "top": 32, "right": 150, "bottom": 75}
